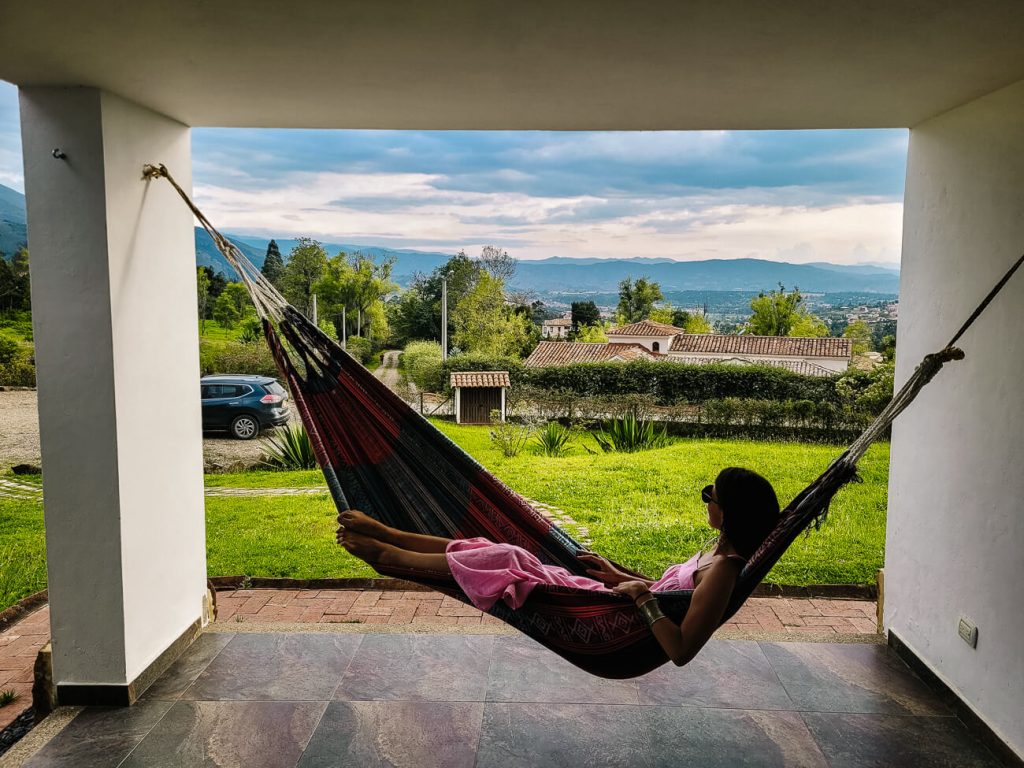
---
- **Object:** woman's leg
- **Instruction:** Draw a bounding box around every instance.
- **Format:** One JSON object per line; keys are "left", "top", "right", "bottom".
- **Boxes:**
{"left": 338, "top": 510, "right": 451, "bottom": 554}
{"left": 340, "top": 530, "right": 452, "bottom": 573}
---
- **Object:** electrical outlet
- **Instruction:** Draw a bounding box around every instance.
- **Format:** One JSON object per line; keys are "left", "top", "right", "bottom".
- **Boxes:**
{"left": 958, "top": 617, "right": 978, "bottom": 648}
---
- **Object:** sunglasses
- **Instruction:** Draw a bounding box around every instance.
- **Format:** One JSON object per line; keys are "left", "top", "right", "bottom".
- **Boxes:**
{"left": 701, "top": 484, "right": 717, "bottom": 504}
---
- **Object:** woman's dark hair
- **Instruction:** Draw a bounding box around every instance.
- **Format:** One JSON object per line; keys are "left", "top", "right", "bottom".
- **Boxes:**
{"left": 714, "top": 467, "right": 780, "bottom": 559}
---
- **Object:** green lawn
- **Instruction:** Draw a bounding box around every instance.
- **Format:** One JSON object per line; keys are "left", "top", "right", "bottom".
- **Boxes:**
{"left": 0, "top": 429, "right": 889, "bottom": 611}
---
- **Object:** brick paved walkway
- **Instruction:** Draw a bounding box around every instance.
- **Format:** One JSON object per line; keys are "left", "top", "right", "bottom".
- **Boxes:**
{"left": 0, "top": 591, "right": 877, "bottom": 731}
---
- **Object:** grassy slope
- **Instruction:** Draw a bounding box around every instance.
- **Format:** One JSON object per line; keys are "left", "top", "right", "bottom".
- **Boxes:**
{"left": 432, "top": 422, "right": 888, "bottom": 584}
{"left": 0, "top": 429, "right": 889, "bottom": 611}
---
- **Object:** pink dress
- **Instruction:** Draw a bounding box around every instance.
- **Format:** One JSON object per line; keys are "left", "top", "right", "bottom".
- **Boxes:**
{"left": 446, "top": 538, "right": 726, "bottom": 611}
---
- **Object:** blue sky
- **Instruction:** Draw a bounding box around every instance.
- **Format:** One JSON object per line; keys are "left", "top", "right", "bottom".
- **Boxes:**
{"left": 0, "top": 81, "right": 908, "bottom": 264}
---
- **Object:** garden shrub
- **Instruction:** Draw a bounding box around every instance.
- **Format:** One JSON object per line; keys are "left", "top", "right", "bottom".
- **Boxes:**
{"left": 200, "top": 341, "right": 278, "bottom": 377}
{"left": 403, "top": 340, "right": 444, "bottom": 391}
{"left": 593, "top": 412, "right": 669, "bottom": 453}
{"left": 489, "top": 417, "right": 533, "bottom": 458}
{"left": 534, "top": 421, "right": 574, "bottom": 457}
{"left": 0, "top": 359, "right": 35, "bottom": 387}
{"left": 344, "top": 335, "right": 372, "bottom": 364}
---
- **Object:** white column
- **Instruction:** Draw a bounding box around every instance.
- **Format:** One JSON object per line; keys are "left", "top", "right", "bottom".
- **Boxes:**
{"left": 20, "top": 87, "right": 206, "bottom": 695}
{"left": 888, "top": 79, "right": 1024, "bottom": 757}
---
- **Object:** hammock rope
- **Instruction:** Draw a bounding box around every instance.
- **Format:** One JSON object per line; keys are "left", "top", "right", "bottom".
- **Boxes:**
{"left": 145, "top": 163, "right": 1022, "bottom": 678}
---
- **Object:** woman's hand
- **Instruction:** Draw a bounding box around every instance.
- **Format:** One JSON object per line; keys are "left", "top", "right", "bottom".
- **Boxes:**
{"left": 612, "top": 580, "right": 652, "bottom": 602}
{"left": 578, "top": 552, "right": 632, "bottom": 586}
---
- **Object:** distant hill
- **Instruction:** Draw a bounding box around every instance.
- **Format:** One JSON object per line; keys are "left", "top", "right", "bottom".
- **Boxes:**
{"left": 0, "top": 183, "right": 900, "bottom": 293}
{"left": 0, "top": 183, "right": 28, "bottom": 257}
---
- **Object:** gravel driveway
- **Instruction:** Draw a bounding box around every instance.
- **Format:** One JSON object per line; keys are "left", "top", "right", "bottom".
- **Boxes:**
{"left": 0, "top": 390, "right": 289, "bottom": 472}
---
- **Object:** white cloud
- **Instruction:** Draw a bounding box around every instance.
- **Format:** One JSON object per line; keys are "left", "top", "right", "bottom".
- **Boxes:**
{"left": 194, "top": 169, "right": 903, "bottom": 264}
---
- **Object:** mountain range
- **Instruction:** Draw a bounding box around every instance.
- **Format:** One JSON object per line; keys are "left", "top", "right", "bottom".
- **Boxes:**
{"left": 1, "top": 183, "right": 900, "bottom": 293}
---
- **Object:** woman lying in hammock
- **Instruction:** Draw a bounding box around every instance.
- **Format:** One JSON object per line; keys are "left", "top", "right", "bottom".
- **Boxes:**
{"left": 338, "top": 466, "right": 779, "bottom": 667}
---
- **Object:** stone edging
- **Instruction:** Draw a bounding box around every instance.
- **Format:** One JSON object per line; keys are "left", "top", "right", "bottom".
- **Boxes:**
{"left": 0, "top": 581, "right": 876, "bottom": 627}
{"left": 0, "top": 589, "right": 47, "bottom": 633}
{"left": 209, "top": 576, "right": 876, "bottom": 599}
{"left": 0, "top": 386, "right": 36, "bottom": 392}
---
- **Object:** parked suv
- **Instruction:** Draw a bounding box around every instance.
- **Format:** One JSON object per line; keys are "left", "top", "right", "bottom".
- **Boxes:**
{"left": 200, "top": 375, "right": 291, "bottom": 439}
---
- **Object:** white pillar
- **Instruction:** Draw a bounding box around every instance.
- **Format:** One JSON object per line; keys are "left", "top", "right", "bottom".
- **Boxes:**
{"left": 887, "top": 78, "right": 1024, "bottom": 757}
{"left": 20, "top": 87, "right": 206, "bottom": 701}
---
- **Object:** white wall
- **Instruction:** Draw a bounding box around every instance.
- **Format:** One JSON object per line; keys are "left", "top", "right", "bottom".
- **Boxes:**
{"left": 887, "top": 78, "right": 1024, "bottom": 757}
{"left": 20, "top": 87, "right": 206, "bottom": 687}
{"left": 667, "top": 352, "right": 848, "bottom": 373}
{"left": 607, "top": 334, "right": 674, "bottom": 352}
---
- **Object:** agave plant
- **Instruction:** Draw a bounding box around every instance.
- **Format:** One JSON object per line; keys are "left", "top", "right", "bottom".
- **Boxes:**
{"left": 534, "top": 421, "right": 574, "bottom": 457}
{"left": 261, "top": 424, "right": 318, "bottom": 470}
{"left": 593, "top": 412, "right": 669, "bottom": 453}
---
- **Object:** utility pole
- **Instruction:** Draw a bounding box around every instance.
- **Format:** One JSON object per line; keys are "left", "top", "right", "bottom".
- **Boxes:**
{"left": 311, "top": 293, "right": 318, "bottom": 326}
{"left": 342, "top": 305, "right": 347, "bottom": 350}
{"left": 441, "top": 278, "right": 448, "bottom": 360}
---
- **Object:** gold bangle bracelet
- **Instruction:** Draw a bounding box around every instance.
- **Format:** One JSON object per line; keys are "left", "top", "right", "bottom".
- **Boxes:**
{"left": 638, "top": 597, "right": 666, "bottom": 626}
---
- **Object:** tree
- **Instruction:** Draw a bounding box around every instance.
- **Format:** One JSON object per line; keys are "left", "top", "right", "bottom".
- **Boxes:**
{"left": 746, "top": 284, "right": 827, "bottom": 337}
{"left": 261, "top": 239, "right": 285, "bottom": 287}
{"left": 788, "top": 312, "right": 829, "bottom": 337}
{"left": 212, "top": 282, "right": 251, "bottom": 329}
{"left": 0, "top": 248, "right": 32, "bottom": 311}
{"left": 197, "top": 266, "right": 228, "bottom": 316}
{"left": 681, "top": 313, "right": 713, "bottom": 334}
{"left": 576, "top": 322, "right": 610, "bottom": 343}
{"left": 390, "top": 251, "right": 483, "bottom": 345}
{"left": 571, "top": 301, "right": 601, "bottom": 330}
{"left": 617, "top": 277, "right": 663, "bottom": 324}
{"left": 196, "top": 267, "right": 211, "bottom": 332}
{"left": 452, "top": 272, "right": 530, "bottom": 357}
{"left": 314, "top": 251, "right": 397, "bottom": 342}
{"left": 282, "top": 238, "right": 328, "bottom": 317}
{"left": 843, "top": 319, "right": 874, "bottom": 355}
{"left": 478, "top": 245, "right": 516, "bottom": 283}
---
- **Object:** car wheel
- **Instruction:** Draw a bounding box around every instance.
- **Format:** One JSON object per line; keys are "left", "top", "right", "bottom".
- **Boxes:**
{"left": 230, "top": 414, "right": 260, "bottom": 440}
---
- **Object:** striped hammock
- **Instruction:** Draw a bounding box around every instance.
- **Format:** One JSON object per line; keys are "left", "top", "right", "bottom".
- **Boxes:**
{"left": 146, "top": 164, "right": 1020, "bottom": 679}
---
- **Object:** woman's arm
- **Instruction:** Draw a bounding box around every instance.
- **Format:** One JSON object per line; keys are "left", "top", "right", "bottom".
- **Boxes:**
{"left": 614, "top": 558, "right": 741, "bottom": 666}
{"left": 577, "top": 552, "right": 656, "bottom": 587}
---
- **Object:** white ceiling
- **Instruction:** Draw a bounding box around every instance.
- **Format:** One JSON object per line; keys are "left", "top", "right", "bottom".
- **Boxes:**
{"left": 2, "top": 0, "right": 1023, "bottom": 129}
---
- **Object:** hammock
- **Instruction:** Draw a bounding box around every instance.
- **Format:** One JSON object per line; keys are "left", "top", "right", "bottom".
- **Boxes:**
{"left": 146, "top": 164, "right": 1023, "bottom": 679}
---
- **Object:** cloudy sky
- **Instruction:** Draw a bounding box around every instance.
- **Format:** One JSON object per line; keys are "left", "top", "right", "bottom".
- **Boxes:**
{"left": 0, "top": 81, "right": 908, "bottom": 264}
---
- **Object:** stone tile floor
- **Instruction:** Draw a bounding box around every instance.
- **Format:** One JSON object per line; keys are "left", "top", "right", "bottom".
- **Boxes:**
{"left": 7, "top": 629, "right": 1003, "bottom": 767}
{"left": 0, "top": 591, "right": 878, "bottom": 734}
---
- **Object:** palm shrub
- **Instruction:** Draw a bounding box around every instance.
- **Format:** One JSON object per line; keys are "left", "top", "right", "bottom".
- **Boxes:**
{"left": 261, "top": 424, "right": 318, "bottom": 470}
{"left": 534, "top": 421, "right": 573, "bottom": 457}
{"left": 593, "top": 412, "right": 669, "bottom": 453}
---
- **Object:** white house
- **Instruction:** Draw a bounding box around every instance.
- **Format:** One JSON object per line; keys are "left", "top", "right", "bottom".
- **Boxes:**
{"left": 667, "top": 334, "right": 853, "bottom": 376}
{"left": 541, "top": 312, "right": 572, "bottom": 339}
{"left": 603, "top": 321, "right": 853, "bottom": 376}
{"left": 605, "top": 319, "right": 679, "bottom": 353}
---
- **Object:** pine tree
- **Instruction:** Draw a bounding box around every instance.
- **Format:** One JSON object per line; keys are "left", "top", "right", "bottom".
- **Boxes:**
{"left": 261, "top": 239, "right": 285, "bottom": 287}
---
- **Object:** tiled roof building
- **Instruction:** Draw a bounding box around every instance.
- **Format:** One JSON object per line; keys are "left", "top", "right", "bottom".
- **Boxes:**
{"left": 450, "top": 371, "right": 512, "bottom": 388}
{"left": 668, "top": 334, "right": 852, "bottom": 358}
{"left": 524, "top": 342, "right": 657, "bottom": 367}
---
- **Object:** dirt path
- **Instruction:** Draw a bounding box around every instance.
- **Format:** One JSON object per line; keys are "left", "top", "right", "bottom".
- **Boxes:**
{"left": 373, "top": 350, "right": 402, "bottom": 390}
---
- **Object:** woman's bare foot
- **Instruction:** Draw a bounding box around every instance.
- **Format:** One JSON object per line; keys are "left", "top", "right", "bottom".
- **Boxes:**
{"left": 339, "top": 530, "right": 395, "bottom": 565}
{"left": 337, "top": 510, "right": 395, "bottom": 543}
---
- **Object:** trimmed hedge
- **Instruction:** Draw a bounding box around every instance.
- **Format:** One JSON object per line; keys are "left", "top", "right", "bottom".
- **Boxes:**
{"left": 525, "top": 360, "right": 840, "bottom": 404}
{"left": 442, "top": 357, "right": 841, "bottom": 405}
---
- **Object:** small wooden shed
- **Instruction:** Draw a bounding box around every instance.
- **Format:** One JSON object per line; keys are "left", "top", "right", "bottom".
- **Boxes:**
{"left": 450, "top": 371, "right": 511, "bottom": 425}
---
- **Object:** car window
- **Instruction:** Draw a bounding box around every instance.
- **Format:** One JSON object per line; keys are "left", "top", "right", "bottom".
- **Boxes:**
{"left": 222, "top": 385, "right": 246, "bottom": 398}
{"left": 266, "top": 382, "right": 286, "bottom": 396}
{"left": 201, "top": 384, "right": 221, "bottom": 399}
